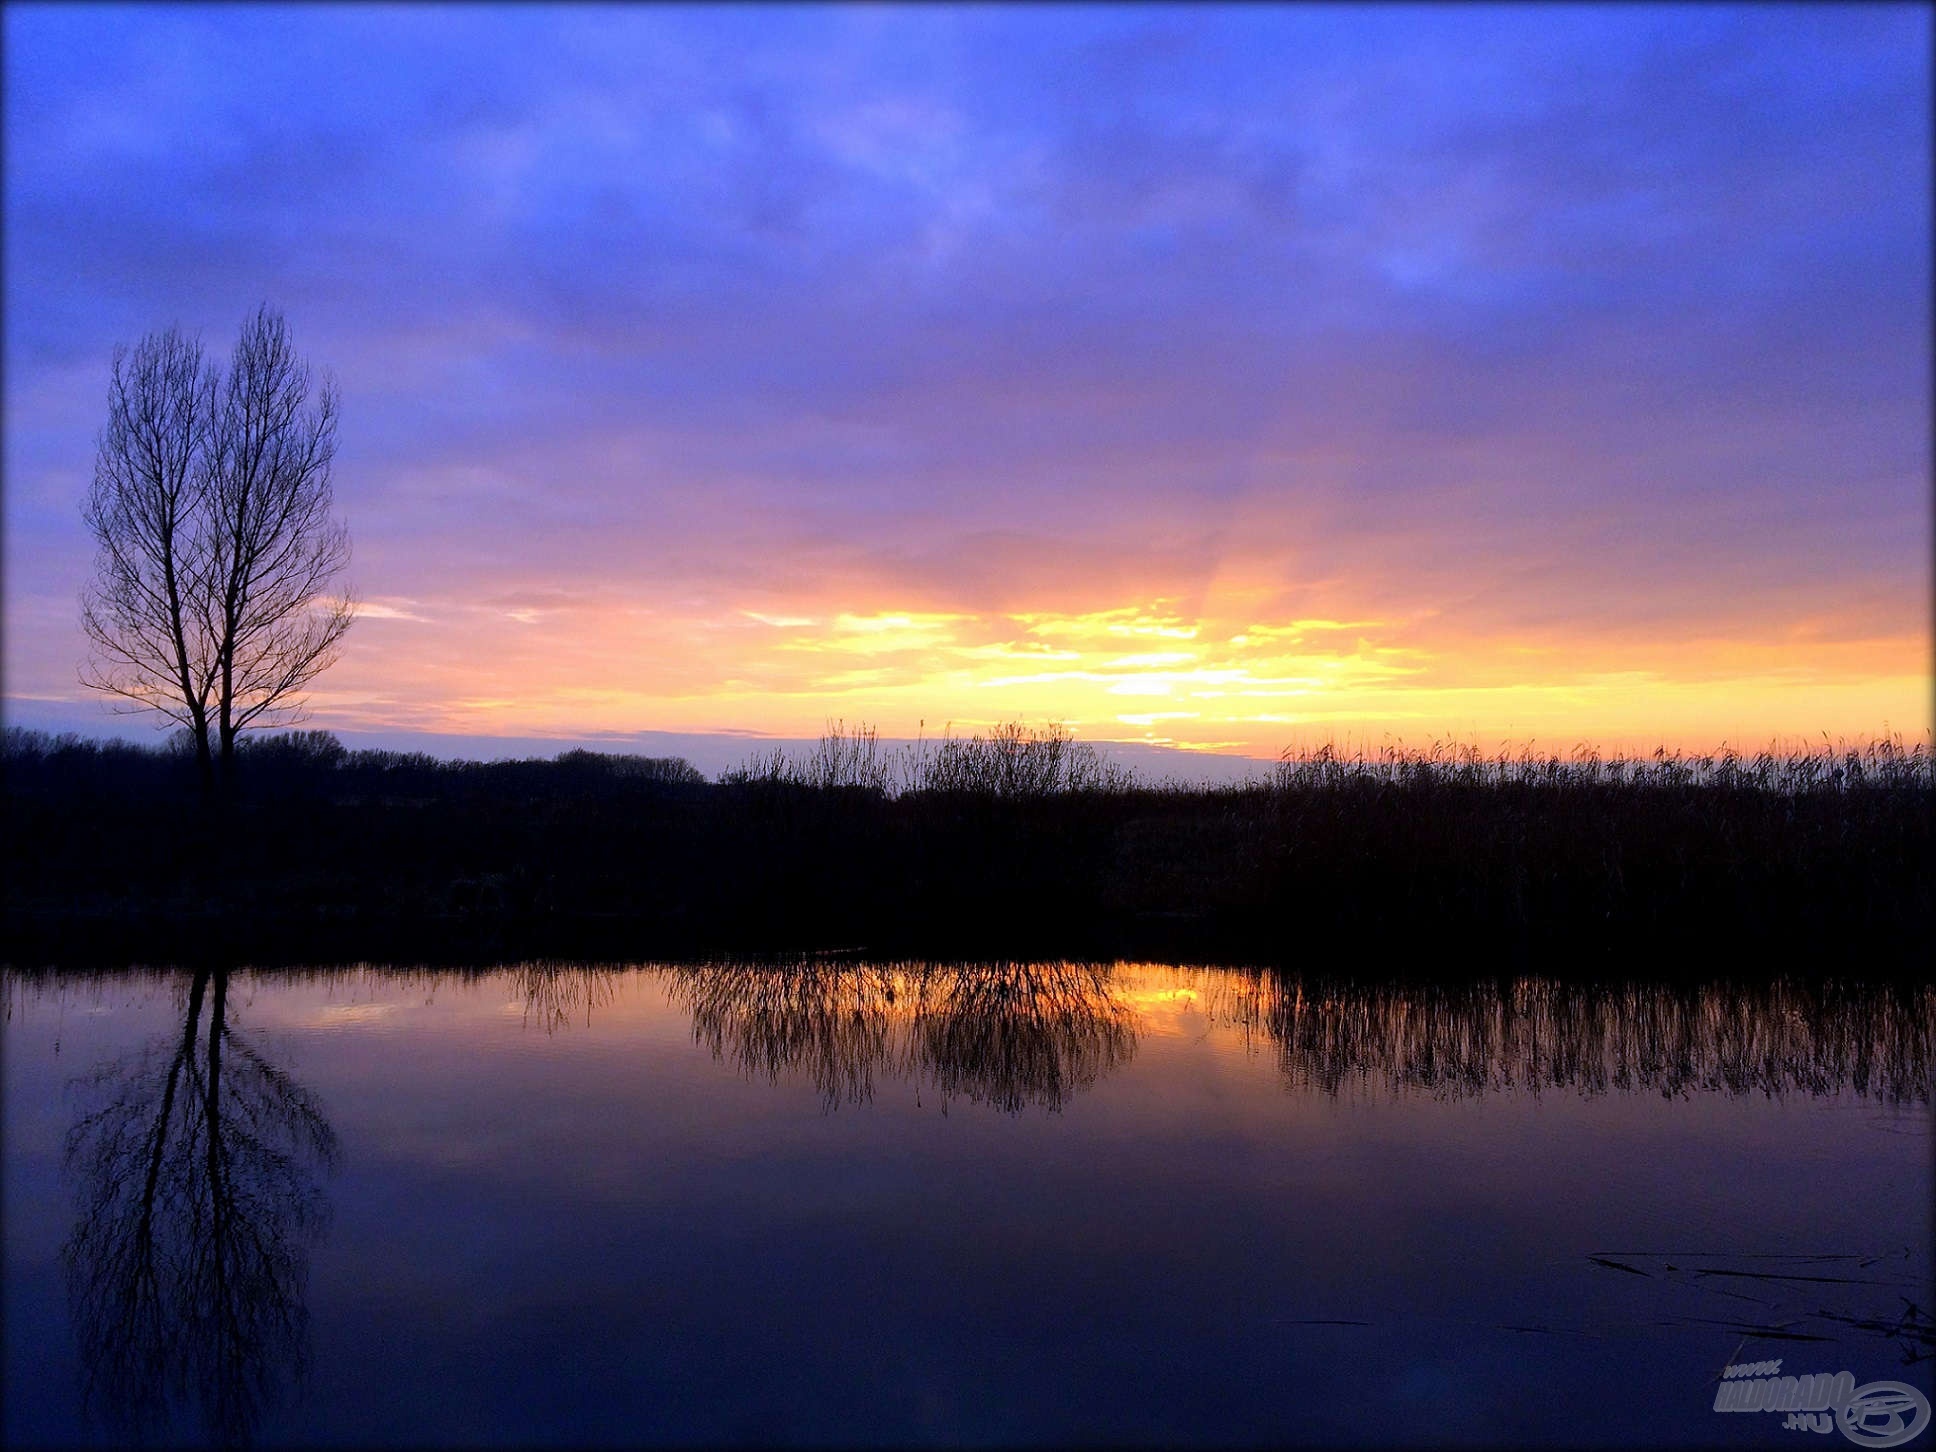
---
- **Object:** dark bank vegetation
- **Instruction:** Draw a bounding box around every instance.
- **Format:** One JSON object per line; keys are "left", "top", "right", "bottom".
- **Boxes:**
{"left": 4, "top": 722, "right": 1931, "bottom": 971}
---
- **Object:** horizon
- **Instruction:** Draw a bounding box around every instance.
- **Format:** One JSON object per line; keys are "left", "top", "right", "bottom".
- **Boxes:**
{"left": 9, "top": 699, "right": 1928, "bottom": 792}
{"left": 5, "top": 5, "right": 1930, "bottom": 755}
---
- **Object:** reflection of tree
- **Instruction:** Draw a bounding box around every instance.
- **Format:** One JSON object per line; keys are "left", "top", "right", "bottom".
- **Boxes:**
{"left": 1204, "top": 974, "right": 1935, "bottom": 1102}
{"left": 62, "top": 967, "right": 337, "bottom": 1446}
{"left": 669, "top": 960, "right": 1139, "bottom": 1112}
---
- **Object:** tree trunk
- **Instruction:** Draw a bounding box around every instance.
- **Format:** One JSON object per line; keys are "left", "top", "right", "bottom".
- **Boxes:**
{"left": 218, "top": 725, "right": 238, "bottom": 796}
{"left": 218, "top": 651, "right": 237, "bottom": 795}
{"left": 195, "top": 730, "right": 217, "bottom": 799}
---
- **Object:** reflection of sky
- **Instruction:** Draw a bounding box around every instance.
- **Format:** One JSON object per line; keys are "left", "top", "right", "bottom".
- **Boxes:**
{"left": 3, "top": 966, "right": 1928, "bottom": 1446}
{"left": 4, "top": 6, "right": 1928, "bottom": 755}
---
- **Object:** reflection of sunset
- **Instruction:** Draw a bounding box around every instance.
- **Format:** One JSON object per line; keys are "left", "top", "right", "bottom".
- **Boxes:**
{"left": 1110, "top": 978, "right": 1207, "bottom": 1038}
{"left": 309, "top": 1002, "right": 402, "bottom": 1028}
{"left": 248, "top": 962, "right": 1936, "bottom": 1104}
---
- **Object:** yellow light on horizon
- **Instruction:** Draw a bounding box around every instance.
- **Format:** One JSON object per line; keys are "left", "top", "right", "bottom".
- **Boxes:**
{"left": 291, "top": 588, "right": 1933, "bottom": 759}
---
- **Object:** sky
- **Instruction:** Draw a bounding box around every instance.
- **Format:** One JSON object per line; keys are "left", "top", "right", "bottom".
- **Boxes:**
{"left": 4, "top": 3, "right": 1930, "bottom": 767}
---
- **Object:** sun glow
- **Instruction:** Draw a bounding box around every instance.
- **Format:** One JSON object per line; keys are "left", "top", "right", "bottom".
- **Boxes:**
{"left": 297, "top": 586, "right": 1932, "bottom": 759}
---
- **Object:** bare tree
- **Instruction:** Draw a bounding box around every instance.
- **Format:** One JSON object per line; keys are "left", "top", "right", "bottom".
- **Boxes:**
{"left": 200, "top": 308, "right": 352, "bottom": 774}
{"left": 81, "top": 327, "right": 221, "bottom": 791}
{"left": 81, "top": 306, "right": 353, "bottom": 792}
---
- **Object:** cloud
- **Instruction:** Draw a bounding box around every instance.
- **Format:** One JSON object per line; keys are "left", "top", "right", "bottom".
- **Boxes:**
{"left": 4, "top": 5, "right": 1927, "bottom": 751}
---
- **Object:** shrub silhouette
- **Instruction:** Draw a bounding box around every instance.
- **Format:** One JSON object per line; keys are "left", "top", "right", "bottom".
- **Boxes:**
{"left": 4, "top": 725, "right": 1929, "bottom": 970}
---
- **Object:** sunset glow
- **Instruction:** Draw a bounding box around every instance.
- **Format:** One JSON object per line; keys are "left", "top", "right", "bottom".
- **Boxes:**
{"left": 299, "top": 590, "right": 1927, "bottom": 756}
{"left": 5, "top": 5, "right": 1928, "bottom": 764}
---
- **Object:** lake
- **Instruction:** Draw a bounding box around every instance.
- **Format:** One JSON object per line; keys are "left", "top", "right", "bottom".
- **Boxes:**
{"left": 4, "top": 962, "right": 1930, "bottom": 1448}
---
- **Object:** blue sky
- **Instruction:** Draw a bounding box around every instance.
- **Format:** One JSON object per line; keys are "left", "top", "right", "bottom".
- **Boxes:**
{"left": 5, "top": 3, "right": 1929, "bottom": 762}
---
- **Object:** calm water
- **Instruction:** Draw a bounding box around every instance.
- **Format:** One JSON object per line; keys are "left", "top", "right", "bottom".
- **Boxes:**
{"left": 4, "top": 963, "right": 1930, "bottom": 1449}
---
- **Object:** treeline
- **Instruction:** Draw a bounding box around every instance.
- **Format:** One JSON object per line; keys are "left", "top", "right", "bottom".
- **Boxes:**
{"left": 4, "top": 724, "right": 1930, "bottom": 971}
{"left": 1, "top": 726, "right": 706, "bottom": 803}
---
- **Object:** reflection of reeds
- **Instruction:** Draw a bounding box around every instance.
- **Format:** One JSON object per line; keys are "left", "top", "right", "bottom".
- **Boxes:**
{"left": 1202, "top": 974, "right": 1936, "bottom": 1103}
{"left": 918, "top": 961, "right": 1139, "bottom": 1113}
{"left": 509, "top": 961, "right": 618, "bottom": 1034}
{"left": 673, "top": 960, "right": 902, "bottom": 1107}
{"left": 667, "top": 960, "right": 1140, "bottom": 1112}
{"left": 12, "top": 964, "right": 1926, "bottom": 1106}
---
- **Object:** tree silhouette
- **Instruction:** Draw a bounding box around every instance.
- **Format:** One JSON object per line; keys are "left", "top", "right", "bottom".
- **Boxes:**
{"left": 82, "top": 306, "right": 352, "bottom": 794}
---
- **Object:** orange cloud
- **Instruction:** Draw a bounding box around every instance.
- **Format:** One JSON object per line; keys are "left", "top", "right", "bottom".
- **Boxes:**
{"left": 300, "top": 584, "right": 1931, "bottom": 757}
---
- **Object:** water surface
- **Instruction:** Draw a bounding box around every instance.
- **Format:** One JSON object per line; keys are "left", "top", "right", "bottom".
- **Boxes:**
{"left": 4, "top": 963, "right": 1930, "bottom": 1447}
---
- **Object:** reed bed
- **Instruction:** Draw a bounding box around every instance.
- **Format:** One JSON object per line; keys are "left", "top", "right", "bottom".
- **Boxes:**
{"left": 5, "top": 724, "right": 1929, "bottom": 967}
{"left": 720, "top": 722, "right": 1933, "bottom": 797}
{"left": 1267, "top": 733, "right": 1933, "bottom": 794}
{"left": 8, "top": 721, "right": 1928, "bottom": 798}
{"left": 720, "top": 720, "right": 1133, "bottom": 796}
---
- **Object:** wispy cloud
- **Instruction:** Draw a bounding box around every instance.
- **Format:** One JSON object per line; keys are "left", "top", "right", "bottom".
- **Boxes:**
{"left": 3, "top": 5, "right": 1926, "bottom": 752}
